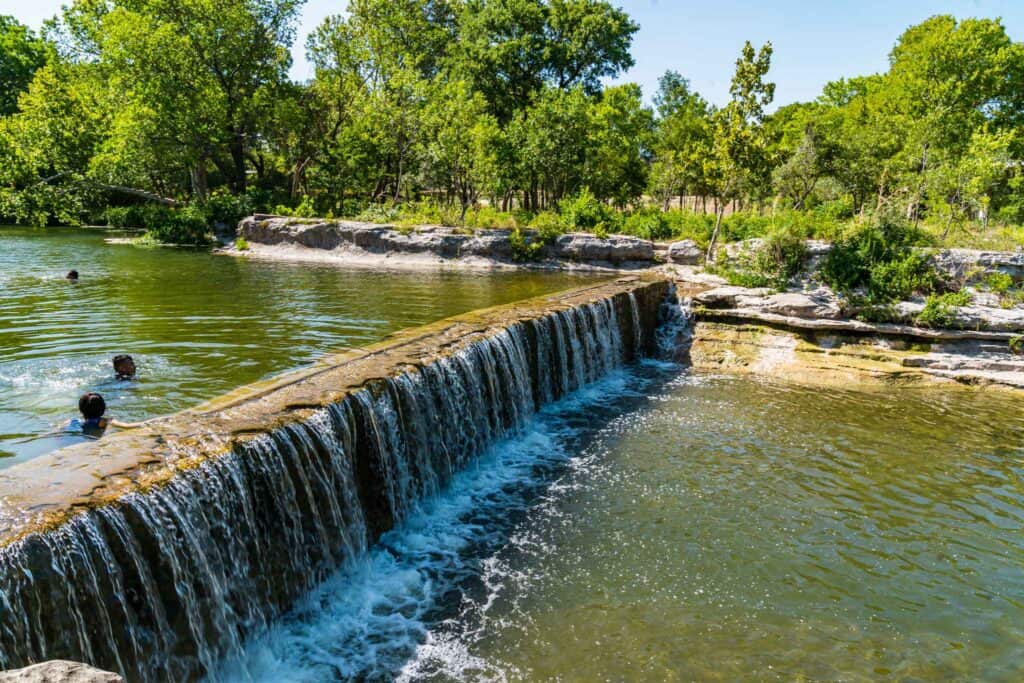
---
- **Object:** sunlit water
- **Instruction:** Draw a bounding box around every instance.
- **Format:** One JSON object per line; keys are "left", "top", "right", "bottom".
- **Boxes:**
{"left": 214, "top": 364, "right": 1024, "bottom": 683}
{"left": 0, "top": 226, "right": 598, "bottom": 465}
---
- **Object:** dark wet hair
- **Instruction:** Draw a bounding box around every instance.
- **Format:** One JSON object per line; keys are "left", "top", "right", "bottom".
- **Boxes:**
{"left": 113, "top": 354, "right": 135, "bottom": 373}
{"left": 66, "top": 270, "right": 79, "bottom": 280}
{"left": 78, "top": 392, "right": 106, "bottom": 419}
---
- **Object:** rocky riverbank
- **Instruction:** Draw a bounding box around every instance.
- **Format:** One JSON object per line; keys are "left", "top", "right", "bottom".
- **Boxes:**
{"left": 229, "top": 215, "right": 1024, "bottom": 388}
{"left": 670, "top": 256, "right": 1024, "bottom": 389}
{"left": 229, "top": 214, "right": 703, "bottom": 270}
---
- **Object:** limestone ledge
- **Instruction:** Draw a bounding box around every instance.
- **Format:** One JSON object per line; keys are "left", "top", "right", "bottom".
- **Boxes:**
{"left": 685, "top": 282, "right": 1024, "bottom": 390}
{"left": 0, "top": 276, "right": 669, "bottom": 548}
{"left": 233, "top": 215, "right": 706, "bottom": 269}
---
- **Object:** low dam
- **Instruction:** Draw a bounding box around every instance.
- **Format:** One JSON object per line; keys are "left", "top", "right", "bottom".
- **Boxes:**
{"left": 0, "top": 277, "right": 670, "bottom": 680}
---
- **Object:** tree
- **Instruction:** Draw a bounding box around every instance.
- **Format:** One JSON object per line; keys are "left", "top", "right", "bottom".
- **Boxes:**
{"left": 509, "top": 86, "right": 591, "bottom": 209}
{"left": 453, "top": 0, "right": 637, "bottom": 122}
{"left": 0, "top": 16, "right": 51, "bottom": 116}
{"left": 706, "top": 41, "right": 775, "bottom": 258}
{"left": 421, "top": 79, "right": 502, "bottom": 218}
{"left": 584, "top": 83, "right": 653, "bottom": 207}
{"left": 649, "top": 71, "right": 713, "bottom": 209}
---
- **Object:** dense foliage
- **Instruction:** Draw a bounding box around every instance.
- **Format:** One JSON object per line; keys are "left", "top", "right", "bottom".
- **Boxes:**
{"left": 0, "top": 3, "right": 1022, "bottom": 249}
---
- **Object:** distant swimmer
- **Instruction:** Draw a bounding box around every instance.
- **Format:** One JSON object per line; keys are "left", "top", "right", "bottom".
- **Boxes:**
{"left": 65, "top": 270, "right": 79, "bottom": 280}
{"left": 70, "top": 392, "right": 145, "bottom": 434}
{"left": 113, "top": 354, "right": 137, "bottom": 380}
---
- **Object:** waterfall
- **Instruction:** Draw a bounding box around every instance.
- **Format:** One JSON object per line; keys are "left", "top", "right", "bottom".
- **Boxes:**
{"left": 656, "top": 284, "right": 694, "bottom": 362}
{"left": 0, "top": 285, "right": 668, "bottom": 681}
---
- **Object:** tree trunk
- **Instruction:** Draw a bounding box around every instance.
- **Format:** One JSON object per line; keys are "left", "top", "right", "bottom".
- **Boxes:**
{"left": 190, "top": 163, "right": 208, "bottom": 202}
{"left": 228, "top": 137, "right": 247, "bottom": 194}
{"left": 706, "top": 205, "right": 725, "bottom": 264}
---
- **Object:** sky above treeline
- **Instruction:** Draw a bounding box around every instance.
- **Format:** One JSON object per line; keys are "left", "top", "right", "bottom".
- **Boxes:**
{"left": 2, "top": 0, "right": 1022, "bottom": 109}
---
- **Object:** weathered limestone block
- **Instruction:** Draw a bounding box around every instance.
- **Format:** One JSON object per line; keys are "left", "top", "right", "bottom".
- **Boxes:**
{"left": 929, "top": 248, "right": 1024, "bottom": 284}
{"left": 666, "top": 239, "right": 703, "bottom": 265}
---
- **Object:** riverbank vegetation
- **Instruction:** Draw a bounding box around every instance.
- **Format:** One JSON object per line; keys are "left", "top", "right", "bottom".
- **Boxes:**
{"left": 0, "top": 1, "right": 1022, "bottom": 252}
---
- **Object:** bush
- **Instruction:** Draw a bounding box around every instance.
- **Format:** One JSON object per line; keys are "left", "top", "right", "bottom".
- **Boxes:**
{"left": 235, "top": 237, "right": 249, "bottom": 251}
{"left": 559, "top": 188, "right": 621, "bottom": 234}
{"left": 357, "top": 202, "right": 402, "bottom": 223}
{"left": 509, "top": 228, "right": 547, "bottom": 262}
{"left": 528, "top": 211, "right": 564, "bottom": 241}
{"left": 104, "top": 204, "right": 212, "bottom": 246}
{"left": 866, "top": 252, "right": 938, "bottom": 302}
{"left": 710, "top": 224, "right": 809, "bottom": 291}
{"left": 985, "top": 271, "right": 1014, "bottom": 294}
{"left": 202, "top": 190, "right": 254, "bottom": 228}
{"left": 623, "top": 208, "right": 673, "bottom": 241}
{"left": 820, "top": 214, "right": 936, "bottom": 302}
{"left": 916, "top": 290, "right": 972, "bottom": 328}
{"left": 1010, "top": 335, "right": 1024, "bottom": 355}
{"left": 145, "top": 205, "right": 211, "bottom": 246}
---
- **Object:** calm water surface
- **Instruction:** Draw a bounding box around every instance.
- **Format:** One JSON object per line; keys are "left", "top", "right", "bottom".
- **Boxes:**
{"left": 221, "top": 365, "right": 1024, "bottom": 682}
{"left": 0, "top": 226, "right": 599, "bottom": 465}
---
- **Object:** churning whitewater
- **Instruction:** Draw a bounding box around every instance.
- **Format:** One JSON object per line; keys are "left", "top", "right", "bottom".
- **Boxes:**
{"left": 210, "top": 364, "right": 678, "bottom": 682}
{"left": 0, "top": 286, "right": 678, "bottom": 681}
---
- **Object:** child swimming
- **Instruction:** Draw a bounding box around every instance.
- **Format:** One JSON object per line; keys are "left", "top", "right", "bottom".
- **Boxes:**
{"left": 113, "top": 354, "right": 136, "bottom": 380}
{"left": 72, "top": 392, "right": 144, "bottom": 433}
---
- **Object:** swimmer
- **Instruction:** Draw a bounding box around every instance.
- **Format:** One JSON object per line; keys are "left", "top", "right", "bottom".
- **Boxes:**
{"left": 113, "top": 354, "right": 136, "bottom": 380}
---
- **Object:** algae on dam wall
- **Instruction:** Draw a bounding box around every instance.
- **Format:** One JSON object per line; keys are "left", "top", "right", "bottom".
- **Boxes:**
{"left": 0, "top": 277, "right": 669, "bottom": 680}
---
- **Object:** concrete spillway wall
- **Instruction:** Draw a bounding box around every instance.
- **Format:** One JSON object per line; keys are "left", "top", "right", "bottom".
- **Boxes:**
{"left": 0, "top": 277, "right": 670, "bottom": 681}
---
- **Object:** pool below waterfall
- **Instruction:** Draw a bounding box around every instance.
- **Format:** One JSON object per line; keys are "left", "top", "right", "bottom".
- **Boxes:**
{"left": 0, "top": 226, "right": 598, "bottom": 465}
{"left": 213, "top": 363, "right": 1024, "bottom": 682}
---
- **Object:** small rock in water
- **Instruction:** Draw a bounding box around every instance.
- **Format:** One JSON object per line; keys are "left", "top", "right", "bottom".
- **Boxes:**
{"left": 0, "top": 661, "right": 123, "bottom": 682}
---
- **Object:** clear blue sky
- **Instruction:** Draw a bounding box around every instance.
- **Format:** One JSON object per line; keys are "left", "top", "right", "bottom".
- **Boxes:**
{"left": 2, "top": 0, "right": 1022, "bottom": 108}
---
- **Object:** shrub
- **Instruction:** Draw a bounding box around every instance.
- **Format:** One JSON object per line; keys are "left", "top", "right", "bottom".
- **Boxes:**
{"left": 145, "top": 205, "right": 211, "bottom": 246}
{"left": 528, "top": 211, "right": 564, "bottom": 241}
{"left": 509, "top": 228, "right": 547, "bottom": 262}
{"left": 202, "top": 190, "right": 254, "bottom": 228}
{"left": 357, "top": 202, "right": 402, "bottom": 223}
{"left": 559, "top": 188, "right": 620, "bottom": 234}
{"left": 623, "top": 208, "right": 673, "bottom": 241}
{"left": 820, "top": 214, "right": 936, "bottom": 302}
{"left": 985, "top": 271, "right": 1014, "bottom": 294}
{"left": 235, "top": 237, "right": 250, "bottom": 251}
{"left": 866, "top": 252, "right": 938, "bottom": 302}
{"left": 916, "top": 290, "right": 972, "bottom": 328}
{"left": 710, "top": 223, "right": 809, "bottom": 291}
{"left": 105, "top": 204, "right": 212, "bottom": 245}
{"left": 852, "top": 302, "right": 900, "bottom": 324}
{"left": 1010, "top": 335, "right": 1024, "bottom": 355}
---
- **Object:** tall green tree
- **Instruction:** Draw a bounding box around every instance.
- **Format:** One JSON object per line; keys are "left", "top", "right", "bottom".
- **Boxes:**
{"left": 649, "top": 71, "right": 713, "bottom": 210}
{"left": 706, "top": 40, "right": 775, "bottom": 257}
{"left": 0, "top": 16, "right": 51, "bottom": 116}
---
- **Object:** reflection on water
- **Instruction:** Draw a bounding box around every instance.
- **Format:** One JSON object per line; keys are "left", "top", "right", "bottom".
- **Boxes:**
{"left": 218, "top": 365, "right": 1024, "bottom": 682}
{"left": 0, "top": 226, "right": 599, "bottom": 465}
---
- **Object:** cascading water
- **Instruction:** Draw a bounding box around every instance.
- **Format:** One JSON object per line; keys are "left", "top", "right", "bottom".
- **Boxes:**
{"left": 0, "top": 284, "right": 677, "bottom": 681}
{"left": 657, "top": 283, "right": 695, "bottom": 362}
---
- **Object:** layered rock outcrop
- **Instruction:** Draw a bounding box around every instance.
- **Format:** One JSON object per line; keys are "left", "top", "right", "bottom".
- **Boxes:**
{"left": 238, "top": 216, "right": 660, "bottom": 269}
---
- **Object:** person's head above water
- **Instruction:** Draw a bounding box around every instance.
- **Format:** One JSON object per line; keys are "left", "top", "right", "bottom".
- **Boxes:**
{"left": 65, "top": 270, "right": 79, "bottom": 280}
{"left": 78, "top": 392, "right": 106, "bottom": 420}
{"left": 113, "top": 354, "right": 136, "bottom": 379}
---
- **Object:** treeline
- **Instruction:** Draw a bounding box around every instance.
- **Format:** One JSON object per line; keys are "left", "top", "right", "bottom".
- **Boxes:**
{"left": 0, "top": 0, "right": 1022, "bottom": 245}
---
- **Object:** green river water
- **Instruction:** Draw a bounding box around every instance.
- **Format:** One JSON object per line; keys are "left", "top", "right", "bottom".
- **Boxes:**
{"left": 0, "top": 226, "right": 597, "bottom": 466}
